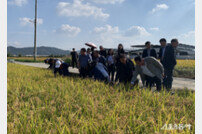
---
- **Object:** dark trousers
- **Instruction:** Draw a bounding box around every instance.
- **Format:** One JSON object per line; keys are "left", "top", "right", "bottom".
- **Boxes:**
{"left": 62, "top": 69, "right": 69, "bottom": 76}
{"left": 163, "top": 68, "right": 173, "bottom": 90}
{"left": 54, "top": 68, "right": 62, "bottom": 77}
{"left": 145, "top": 75, "right": 162, "bottom": 91}
{"left": 72, "top": 59, "right": 77, "bottom": 68}
{"left": 79, "top": 67, "right": 87, "bottom": 78}
{"left": 119, "top": 75, "right": 133, "bottom": 84}
{"left": 108, "top": 64, "right": 115, "bottom": 82}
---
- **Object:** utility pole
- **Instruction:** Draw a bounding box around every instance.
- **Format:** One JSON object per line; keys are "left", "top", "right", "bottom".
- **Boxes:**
{"left": 34, "top": 0, "right": 37, "bottom": 61}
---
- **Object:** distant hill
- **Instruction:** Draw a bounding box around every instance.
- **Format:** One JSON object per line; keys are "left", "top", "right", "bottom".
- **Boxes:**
{"left": 7, "top": 46, "right": 70, "bottom": 56}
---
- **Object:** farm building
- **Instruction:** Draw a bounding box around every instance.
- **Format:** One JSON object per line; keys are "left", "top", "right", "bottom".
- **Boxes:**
{"left": 130, "top": 43, "right": 195, "bottom": 60}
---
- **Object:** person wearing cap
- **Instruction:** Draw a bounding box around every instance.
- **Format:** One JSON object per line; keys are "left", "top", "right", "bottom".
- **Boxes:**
{"left": 131, "top": 56, "right": 164, "bottom": 91}
{"left": 142, "top": 41, "right": 157, "bottom": 58}
{"left": 54, "top": 59, "right": 62, "bottom": 77}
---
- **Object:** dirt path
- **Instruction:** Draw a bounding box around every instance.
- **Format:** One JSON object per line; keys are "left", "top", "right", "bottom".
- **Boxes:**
{"left": 14, "top": 61, "right": 195, "bottom": 91}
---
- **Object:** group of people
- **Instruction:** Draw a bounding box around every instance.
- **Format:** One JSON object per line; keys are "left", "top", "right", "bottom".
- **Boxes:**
{"left": 52, "top": 38, "right": 178, "bottom": 92}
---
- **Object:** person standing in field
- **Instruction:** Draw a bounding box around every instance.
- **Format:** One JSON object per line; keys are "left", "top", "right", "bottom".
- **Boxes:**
{"left": 78, "top": 48, "right": 90, "bottom": 78}
{"left": 106, "top": 49, "right": 115, "bottom": 82}
{"left": 117, "top": 43, "right": 125, "bottom": 56}
{"left": 117, "top": 54, "right": 135, "bottom": 84}
{"left": 87, "top": 48, "right": 92, "bottom": 62}
{"left": 158, "top": 38, "right": 167, "bottom": 64}
{"left": 86, "top": 48, "right": 93, "bottom": 77}
{"left": 115, "top": 43, "right": 125, "bottom": 82}
{"left": 162, "top": 39, "right": 179, "bottom": 91}
{"left": 54, "top": 59, "right": 62, "bottom": 77}
{"left": 131, "top": 56, "right": 164, "bottom": 91}
{"left": 142, "top": 41, "right": 157, "bottom": 58}
{"left": 70, "top": 48, "right": 78, "bottom": 68}
{"left": 99, "top": 45, "right": 107, "bottom": 58}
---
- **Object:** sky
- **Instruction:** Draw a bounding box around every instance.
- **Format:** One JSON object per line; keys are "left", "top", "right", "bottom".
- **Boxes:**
{"left": 8, "top": 0, "right": 195, "bottom": 50}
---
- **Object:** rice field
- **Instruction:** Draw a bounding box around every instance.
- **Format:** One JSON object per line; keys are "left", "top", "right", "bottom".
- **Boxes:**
{"left": 7, "top": 63, "right": 195, "bottom": 133}
{"left": 174, "top": 60, "right": 195, "bottom": 79}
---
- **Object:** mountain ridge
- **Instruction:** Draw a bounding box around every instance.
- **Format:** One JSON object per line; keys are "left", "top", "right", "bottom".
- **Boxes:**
{"left": 7, "top": 46, "right": 71, "bottom": 56}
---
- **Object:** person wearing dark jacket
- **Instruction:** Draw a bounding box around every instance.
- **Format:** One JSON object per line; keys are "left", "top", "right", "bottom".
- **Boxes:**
{"left": 115, "top": 44, "right": 125, "bottom": 82}
{"left": 158, "top": 38, "right": 167, "bottom": 63}
{"left": 99, "top": 46, "right": 107, "bottom": 58}
{"left": 93, "top": 50, "right": 106, "bottom": 66}
{"left": 142, "top": 41, "right": 157, "bottom": 58}
{"left": 70, "top": 48, "right": 78, "bottom": 68}
{"left": 162, "top": 39, "right": 179, "bottom": 91}
{"left": 44, "top": 58, "right": 55, "bottom": 69}
{"left": 117, "top": 43, "right": 125, "bottom": 56}
{"left": 117, "top": 54, "right": 135, "bottom": 84}
{"left": 60, "top": 62, "right": 70, "bottom": 76}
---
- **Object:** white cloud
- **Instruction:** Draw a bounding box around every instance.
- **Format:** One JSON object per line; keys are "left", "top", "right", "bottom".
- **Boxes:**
{"left": 91, "top": 25, "right": 121, "bottom": 47}
{"left": 91, "top": 25, "right": 152, "bottom": 48}
{"left": 91, "top": 0, "right": 125, "bottom": 4}
{"left": 124, "top": 26, "right": 150, "bottom": 37}
{"left": 54, "top": 24, "right": 81, "bottom": 37}
{"left": 93, "top": 25, "right": 119, "bottom": 34}
{"left": 19, "top": 17, "right": 43, "bottom": 26}
{"left": 150, "top": 27, "right": 159, "bottom": 31}
{"left": 7, "top": 41, "right": 21, "bottom": 47}
{"left": 178, "top": 31, "right": 195, "bottom": 45}
{"left": 8, "top": 0, "right": 27, "bottom": 6}
{"left": 150, "top": 4, "right": 169, "bottom": 14}
{"left": 57, "top": 0, "right": 109, "bottom": 20}
{"left": 180, "top": 31, "right": 195, "bottom": 38}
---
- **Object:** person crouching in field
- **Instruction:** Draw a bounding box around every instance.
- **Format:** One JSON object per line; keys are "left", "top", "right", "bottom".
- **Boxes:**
{"left": 60, "top": 62, "right": 70, "bottom": 76}
{"left": 92, "top": 50, "right": 107, "bottom": 66}
{"left": 131, "top": 56, "right": 164, "bottom": 92}
{"left": 162, "top": 39, "right": 179, "bottom": 91}
{"left": 44, "top": 58, "right": 55, "bottom": 69}
{"left": 117, "top": 54, "right": 135, "bottom": 84}
{"left": 78, "top": 48, "right": 90, "bottom": 78}
{"left": 54, "top": 59, "right": 62, "bottom": 77}
{"left": 90, "top": 50, "right": 109, "bottom": 82}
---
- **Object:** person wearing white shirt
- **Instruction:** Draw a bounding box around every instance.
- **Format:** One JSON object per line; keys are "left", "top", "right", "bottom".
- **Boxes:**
{"left": 54, "top": 59, "right": 62, "bottom": 77}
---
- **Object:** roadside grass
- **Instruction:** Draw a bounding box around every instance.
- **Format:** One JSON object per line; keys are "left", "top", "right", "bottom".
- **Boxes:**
{"left": 7, "top": 63, "right": 195, "bottom": 133}
{"left": 7, "top": 57, "right": 47, "bottom": 63}
{"left": 7, "top": 56, "right": 71, "bottom": 64}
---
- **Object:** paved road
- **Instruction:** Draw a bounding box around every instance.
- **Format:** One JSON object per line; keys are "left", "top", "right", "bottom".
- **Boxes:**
{"left": 14, "top": 61, "right": 195, "bottom": 90}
